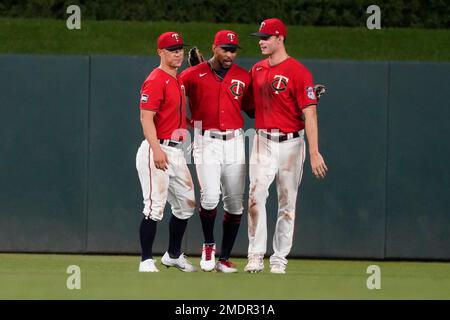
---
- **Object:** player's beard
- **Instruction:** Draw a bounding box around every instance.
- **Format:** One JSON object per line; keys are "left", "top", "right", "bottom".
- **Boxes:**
{"left": 220, "top": 58, "right": 233, "bottom": 69}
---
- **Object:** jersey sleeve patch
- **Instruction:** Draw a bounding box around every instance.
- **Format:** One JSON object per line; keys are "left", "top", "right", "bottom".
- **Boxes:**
{"left": 140, "top": 94, "right": 149, "bottom": 103}
{"left": 306, "top": 86, "right": 316, "bottom": 100}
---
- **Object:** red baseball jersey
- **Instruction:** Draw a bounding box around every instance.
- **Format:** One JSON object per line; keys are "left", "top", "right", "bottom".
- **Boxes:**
{"left": 244, "top": 57, "right": 317, "bottom": 132}
{"left": 139, "top": 68, "right": 187, "bottom": 140}
{"left": 180, "top": 61, "right": 251, "bottom": 130}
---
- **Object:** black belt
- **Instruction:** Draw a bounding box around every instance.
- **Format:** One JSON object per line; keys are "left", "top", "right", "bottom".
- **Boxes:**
{"left": 159, "top": 139, "right": 182, "bottom": 148}
{"left": 201, "top": 129, "right": 239, "bottom": 141}
{"left": 258, "top": 130, "right": 300, "bottom": 142}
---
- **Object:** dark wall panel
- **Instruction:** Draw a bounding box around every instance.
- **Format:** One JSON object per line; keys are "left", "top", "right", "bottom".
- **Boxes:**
{"left": 87, "top": 55, "right": 161, "bottom": 253}
{"left": 386, "top": 62, "right": 450, "bottom": 259}
{"left": 291, "top": 60, "right": 389, "bottom": 259}
{"left": 0, "top": 55, "right": 89, "bottom": 252}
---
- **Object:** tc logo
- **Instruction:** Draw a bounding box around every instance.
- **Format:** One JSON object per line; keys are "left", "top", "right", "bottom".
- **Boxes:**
{"left": 271, "top": 75, "right": 289, "bottom": 94}
{"left": 366, "top": 265, "right": 381, "bottom": 290}
{"left": 172, "top": 33, "right": 180, "bottom": 42}
{"left": 230, "top": 80, "right": 245, "bottom": 99}
{"left": 227, "top": 33, "right": 236, "bottom": 42}
{"left": 260, "top": 22, "right": 266, "bottom": 30}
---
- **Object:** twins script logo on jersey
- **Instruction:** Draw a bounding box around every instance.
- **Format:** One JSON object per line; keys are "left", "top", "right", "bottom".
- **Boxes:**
{"left": 306, "top": 86, "right": 316, "bottom": 100}
{"left": 229, "top": 79, "right": 245, "bottom": 99}
{"left": 271, "top": 75, "right": 289, "bottom": 94}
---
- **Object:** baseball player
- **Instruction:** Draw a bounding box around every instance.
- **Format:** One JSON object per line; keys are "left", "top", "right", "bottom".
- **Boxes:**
{"left": 137, "top": 31, "right": 197, "bottom": 273}
{"left": 180, "top": 30, "right": 251, "bottom": 273}
{"left": 243, "top": 18, "right": 328, "bottom": 274}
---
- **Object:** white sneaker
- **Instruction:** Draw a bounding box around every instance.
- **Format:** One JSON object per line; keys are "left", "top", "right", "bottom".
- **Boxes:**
{"left": 270, "top": 264, "right": 286, "bottom": 274}
{"left": 215, "top": 260, "right": 238, "bottom": 273}
{"left": 161, "top": 252, "right": 197, "bottom": 272}
{"left": 200, "top": 243, "right": 216, "bottom": 272}
{"left": 139, "top": 259, "right": 159, "bottom": 272}
{"left": 244, "top": 255, "right": 264, "bottom": 273}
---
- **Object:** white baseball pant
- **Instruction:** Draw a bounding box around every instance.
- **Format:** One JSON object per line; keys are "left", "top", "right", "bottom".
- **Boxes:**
{"left": 136, "top": 140, "right": 196, "bottom": 221}
{"left": 247, "top": 130, "right": 306, "bottom": 266}
{"left": 193, "top": 129, "right": 246, "bottom": 216}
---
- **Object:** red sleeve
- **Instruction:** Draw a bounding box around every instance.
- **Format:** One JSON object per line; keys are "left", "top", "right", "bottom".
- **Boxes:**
{"left": 140, "top": 78, "right": 164, "bottom": 111}
{"left": 297, "top": 68, "right": 318, "bottom": 110}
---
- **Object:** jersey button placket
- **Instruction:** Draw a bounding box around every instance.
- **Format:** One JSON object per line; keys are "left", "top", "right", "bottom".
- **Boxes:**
{"left": 219, "top": 85, "right": 224, "bottom": 129}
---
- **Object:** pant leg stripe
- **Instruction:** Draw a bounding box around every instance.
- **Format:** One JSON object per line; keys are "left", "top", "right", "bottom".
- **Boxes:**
{"left": 148, "top": 145, "right": 153, "bottom": 217}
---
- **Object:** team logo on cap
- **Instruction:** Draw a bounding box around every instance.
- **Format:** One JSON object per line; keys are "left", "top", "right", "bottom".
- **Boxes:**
{"left": 172, "top": 33, "right": 180, "bottom": 42}
{"left": 260, "top": 22, "right": 266, "bottom": 30}
{"left": 271, "top": 75, "right": 289, "bottom": 94}
{"left": 306, "top": 86, "right": 316, "bottom": 100}
{"left": 227, "top": 33, "right": 236, "bottom": 42}
{"left": 229, "top": 79, "right": 245, "bottom": 99}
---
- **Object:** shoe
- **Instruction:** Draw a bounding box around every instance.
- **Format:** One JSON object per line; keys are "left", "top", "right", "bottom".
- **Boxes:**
{"left": 200, "top": 243, "right": 216, "bottom": 272}
{"left": 244, "top": 255, "right": 264, "bottom": 273}
{"left": 161, "top": 252, "right": 197, "bottom": 272}
{"left": 139, "top": 259, "right": 159, "bottom": 272}
{"left": 215, "top": 260, "right": 238, "bottom": 273}
{"left": 270, "top": 264, "right": 286, "bottom": 274}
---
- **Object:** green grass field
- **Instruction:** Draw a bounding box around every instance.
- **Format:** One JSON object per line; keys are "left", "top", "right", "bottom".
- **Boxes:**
{"left": 0, "top": 18, "right": 449, "bottom": 61}
{"left": 1, "top": 254, "right": 449, "bottom": 299}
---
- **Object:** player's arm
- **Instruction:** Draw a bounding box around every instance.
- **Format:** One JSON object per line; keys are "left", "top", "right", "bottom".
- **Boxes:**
{"left": 140, "top": 110, "right": 169, "bottom": 171}
{"left": 303, "top": 106, "right": 328, "bottom": 179}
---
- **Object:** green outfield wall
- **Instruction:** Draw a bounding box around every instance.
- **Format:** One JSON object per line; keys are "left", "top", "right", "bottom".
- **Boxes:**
{"left": 0, "top": 54, "right": 449, "bottom": 260}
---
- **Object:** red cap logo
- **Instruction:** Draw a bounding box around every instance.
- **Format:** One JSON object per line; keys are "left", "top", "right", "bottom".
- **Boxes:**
{"left": 157, "top": 32, "right": 186, "bottom": 50}
{"left": 214, "top": 30, "right": 241, "bottom": 49}
{"left": 252, "top": 18, "right": 287, "bottom": 38}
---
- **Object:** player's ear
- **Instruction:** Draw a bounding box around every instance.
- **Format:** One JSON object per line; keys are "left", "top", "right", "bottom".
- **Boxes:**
{"left": 212, "top": 44, "right": 217, "bottom": 54}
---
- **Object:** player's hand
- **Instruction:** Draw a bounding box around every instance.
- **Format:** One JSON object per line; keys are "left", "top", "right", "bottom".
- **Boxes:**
{"left": 310, "top": 152, "right": 328, "bottom": 179}
{"left": 153, "top": 148, "right": 169, "bottom": 171}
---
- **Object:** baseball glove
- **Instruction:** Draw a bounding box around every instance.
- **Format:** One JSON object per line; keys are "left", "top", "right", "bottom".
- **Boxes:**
{"left": 188, "top": 47, "right": 205, "bottom": 67}
{"left": 314, "top": 84, "right": 326, "bottom": 101}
